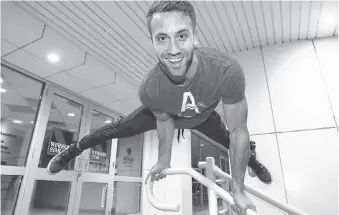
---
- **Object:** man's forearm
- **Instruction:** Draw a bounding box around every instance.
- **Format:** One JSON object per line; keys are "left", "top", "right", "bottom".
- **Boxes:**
{"left": 157, "top": 119, "right": 175, "bottom": 165}
{"left": 229, "top": 127, "right": 250, "bottom": 194}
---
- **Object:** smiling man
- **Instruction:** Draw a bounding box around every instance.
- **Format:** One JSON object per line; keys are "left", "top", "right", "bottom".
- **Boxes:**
{"left": 47, "top": 1, "right": 271, "bottom": 214}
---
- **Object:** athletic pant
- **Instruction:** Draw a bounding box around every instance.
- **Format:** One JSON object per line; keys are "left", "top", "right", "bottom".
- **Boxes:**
{"left": 78, "top": 105, "right": 230, "bottom": 150}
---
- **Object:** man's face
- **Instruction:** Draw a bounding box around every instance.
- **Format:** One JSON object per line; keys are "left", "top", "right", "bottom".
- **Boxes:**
{"left": 150, "top": 11, "right": 196, "bottom": 84}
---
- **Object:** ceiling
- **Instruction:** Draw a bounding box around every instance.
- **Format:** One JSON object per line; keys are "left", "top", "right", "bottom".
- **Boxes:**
{"left": 1, "top": 1, "right": 338, "bottom": 117}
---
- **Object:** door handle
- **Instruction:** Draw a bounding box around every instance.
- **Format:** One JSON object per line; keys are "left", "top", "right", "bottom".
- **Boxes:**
{"left": 83, "top": 158, "right": 89, "bottom": 171}
{"left": 75, "top": 158, "right": 82, "bottom": 171}
{"left": 101, "top": 186, "right": 107, "bottom": 208}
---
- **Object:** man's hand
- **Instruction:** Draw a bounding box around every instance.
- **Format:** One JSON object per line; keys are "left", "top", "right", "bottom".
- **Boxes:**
{"left": 232, "top": 191, "right": 257, "bottom": 215}
{"left": 145, "top": 163, "right": 171, "bottom": 184}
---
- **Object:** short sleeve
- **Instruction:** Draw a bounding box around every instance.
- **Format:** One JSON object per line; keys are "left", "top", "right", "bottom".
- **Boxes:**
{"left": 138, "top": 85, "right": 161, "bottom": 111}
{"left": 221, "top": 63, "right": 246, "bottom": 104}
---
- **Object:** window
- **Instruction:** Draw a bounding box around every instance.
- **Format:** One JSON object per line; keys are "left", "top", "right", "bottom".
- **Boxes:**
{"left": 38, "top": 94, "right": 83, "bottom": 170}
{"left": 1, "top": 65, "right": 44, "bottom": 166}
{"left": 1, "top": 175, "right": 23, "bottom": 215}
{"left": 112, "top": 182, "right": 141, "bottom": 215}
{"left": 88, "top": 110, "right": 114, "bottom": 174}
{"left": 115, "top": 135, "right": 143, "bottom": 177}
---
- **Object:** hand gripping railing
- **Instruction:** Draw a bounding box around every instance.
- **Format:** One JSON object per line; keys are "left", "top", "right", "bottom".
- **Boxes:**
{"left": 198, "top": 158, "right": 309, "bottom": 215}
{"left": 145, "top": 167, "right": 258, "bottom": 215}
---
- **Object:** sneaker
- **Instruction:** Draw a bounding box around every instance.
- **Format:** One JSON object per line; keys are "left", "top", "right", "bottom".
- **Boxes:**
{"left": 47, "top": 143, "right": 82, "bottom": 175}
{"left": 247, "top": 141, "right": 272, "bottom": 184}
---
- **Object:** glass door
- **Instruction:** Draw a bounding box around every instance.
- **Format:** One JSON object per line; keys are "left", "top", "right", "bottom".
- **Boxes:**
{"left": 72, "top": 105, "right": 119, "bottom": 215}
{"left": 17, "top": 85, "right": 88, "bottom": 215}
{"left": 1, "top": 64, "right": 46, "bottom": 215}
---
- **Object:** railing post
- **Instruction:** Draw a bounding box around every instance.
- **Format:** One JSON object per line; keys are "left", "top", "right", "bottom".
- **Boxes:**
{"left": 206, "top": 157, "right": 218, "bottom": 215}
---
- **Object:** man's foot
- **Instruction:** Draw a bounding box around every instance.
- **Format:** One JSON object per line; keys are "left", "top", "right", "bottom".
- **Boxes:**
{"left": 47, "top": 143, "right": 82, "bottom": 175}
{"left": 247, "top": 141, "right": 272, "bottom": 184}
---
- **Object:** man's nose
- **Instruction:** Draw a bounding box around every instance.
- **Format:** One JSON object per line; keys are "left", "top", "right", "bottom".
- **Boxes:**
{"left": 167, "top": 40, "right": 180, "bottom": 55}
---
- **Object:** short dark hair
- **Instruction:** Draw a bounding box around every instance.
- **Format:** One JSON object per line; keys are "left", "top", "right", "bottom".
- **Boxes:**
{"left": 146, "top": 1, "right": 196, "bottom": 37}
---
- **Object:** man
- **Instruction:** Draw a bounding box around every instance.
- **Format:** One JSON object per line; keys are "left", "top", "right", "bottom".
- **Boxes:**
{"left": 47, "top": 1, "right": 271, "bottom": 213}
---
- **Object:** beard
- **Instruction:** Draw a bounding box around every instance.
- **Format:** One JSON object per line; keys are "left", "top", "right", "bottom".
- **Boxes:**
{"left": 159, "top": 50, "right": 194, "bottom": 85}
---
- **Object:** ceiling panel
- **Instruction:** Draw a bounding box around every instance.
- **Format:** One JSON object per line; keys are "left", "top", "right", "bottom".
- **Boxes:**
{"left": 231, "top": 2, "right": 254, "bottom": 50}
{"left": 242, "top": 1, "right": 262, "bottom": 48}
{"left": 3, "top": 48, "right": 61, "bottom": 78}
{"left": 71, "top": 2, "right": 152, "bottom": 71}
{"left": 281, "top": 1, "right": 292, "bottom": 43}
{"left": 252, "top": 1, "right": 269, "bottom": 47}
{"left": 1, "top": 39, "right": 18, "bottom": 57}
{"left": 79, "top": 88, "right": 117, "bottom": 105}
{"left": 96, "top": 75, "right": 138, "bottom": 101}
{"left": 1, "top": 1, "right": 44, "bottom": 47}
{"left": 46, "top": 72, "right": 92, "bottom": 93}
{"left": 290, "top": 1, "right": 302, "bottom": 41}
{"left": 66, "top": 55, "right": 116, "bottom": 88}
{"left": 23, "top": 27, "right": 86, "bottom": 70}
{"left": 15, "top": 1, "right": 142, "bottom": 84}
{"left": 271, "top": 1, "right": 283, "bottom": 44}
{"left": 2, "top": 1, "right": 337, "bottom": 117}
{"left": 261, "top": 1, "right": 275, "bottom": 46}
{"left": 54, "top": 1, "right": 148, "bottom": 73}
{"left": 222, "top": 1, "right": 248, "bottom": 51}
{"left": 217, "top": 1, "right": 240, "bottom": 52}
{"left": 308, "top": 1, "right": 323, "bottom": 39}
{"left": 299, "top": 1, "right": 313, "bottom": 40}
{"left": 83, "top": 1, "right": 156, "bottom": 64}
{"left": 104, "top": 97, "right": 142, "bottom": 116}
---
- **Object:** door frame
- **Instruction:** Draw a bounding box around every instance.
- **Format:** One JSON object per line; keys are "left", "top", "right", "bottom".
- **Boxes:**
{"left": 16, "top": 85, "right": 89, "bottom": 215}
{"left": 72, "top": 104, "right": 120, "bottom": 215}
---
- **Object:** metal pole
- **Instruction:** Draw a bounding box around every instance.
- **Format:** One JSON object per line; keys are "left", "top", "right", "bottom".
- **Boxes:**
{"left": 206, "top": 157, "right": 218, "bottom": 215}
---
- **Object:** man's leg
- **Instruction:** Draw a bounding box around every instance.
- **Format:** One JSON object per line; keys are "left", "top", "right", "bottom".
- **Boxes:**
{"left": 47, "top": 105, "right": 156, "bottom": 174}
{"left": 192, "top": 111, "right": 272, "bottom": 184}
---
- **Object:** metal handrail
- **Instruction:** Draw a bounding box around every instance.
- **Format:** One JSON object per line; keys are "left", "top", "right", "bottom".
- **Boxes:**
{"left": 198, "top": 161, "right": 309, "bottom": 215}
{"left": 145, "top": 168, "right": 258, "bottom": 215}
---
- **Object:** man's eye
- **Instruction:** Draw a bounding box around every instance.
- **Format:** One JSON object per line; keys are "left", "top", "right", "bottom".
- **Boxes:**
{"left": 157, "top": 36, "right": 167, "bottom": 42}
{"left": 179, "top": 34, "right": 187, "bottom": 39}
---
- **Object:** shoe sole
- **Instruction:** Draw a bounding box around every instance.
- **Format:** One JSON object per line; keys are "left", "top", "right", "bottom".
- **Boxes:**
{"left": 46, "top": 146, "right": 70, "bottom": 175}
{"left": 47, "top": 158, "right": 58, "bottom": 175}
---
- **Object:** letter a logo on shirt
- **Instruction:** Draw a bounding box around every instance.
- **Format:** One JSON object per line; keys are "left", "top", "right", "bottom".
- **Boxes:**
{"left": 181, "top": 92, "right": 200, "bottom": 114}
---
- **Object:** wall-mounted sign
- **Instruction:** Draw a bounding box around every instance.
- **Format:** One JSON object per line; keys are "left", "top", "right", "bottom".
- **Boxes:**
{"left": 122, "top": 148, "right": 134, "bottom": 168}
{"left": 47, "top": 127, "right": 74, "bottom": 156}
{"left": 90, "top": 149, "right": 107, "bottom": 166}
{"left": 47, "top": 141, "right": 68, "bottom": 156}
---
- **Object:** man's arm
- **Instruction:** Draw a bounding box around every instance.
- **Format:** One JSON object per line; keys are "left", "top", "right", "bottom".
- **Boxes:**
{"left": 223, "top": 97, "right": 250, "bottom": 195}
{"left": 152, "top": 111, "right": 175, "bottom": 165}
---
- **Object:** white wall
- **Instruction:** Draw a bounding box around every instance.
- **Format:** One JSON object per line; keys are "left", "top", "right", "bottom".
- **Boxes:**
{"left": 232, "top": 36, "right": 338, "bottom": 215}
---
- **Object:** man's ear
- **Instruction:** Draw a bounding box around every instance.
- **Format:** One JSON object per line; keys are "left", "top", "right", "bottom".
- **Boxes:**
{"left": 193, "top": 29, "right": 200, "bottom": 47}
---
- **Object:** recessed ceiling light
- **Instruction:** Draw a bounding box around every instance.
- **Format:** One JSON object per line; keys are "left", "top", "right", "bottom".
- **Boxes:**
{"left": 30, "top": 121, "right": 34, "bottom": 124}
{"left": 47, "top": 53, "right": 60, "bottom": 63}
{"left": 0, "top": 88, "right": 6, "bottom": 93}
{"left": 13, "top": 120, "right": 22, "bottom": 124}
{"left": 105, "top": 120, "right": 112, "bottom": 124}
{"left": 68, "top": 113, "right": 75, "bottom": 117}
{"left": 324, "top": 14, "right": 336, "bottom": 25}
